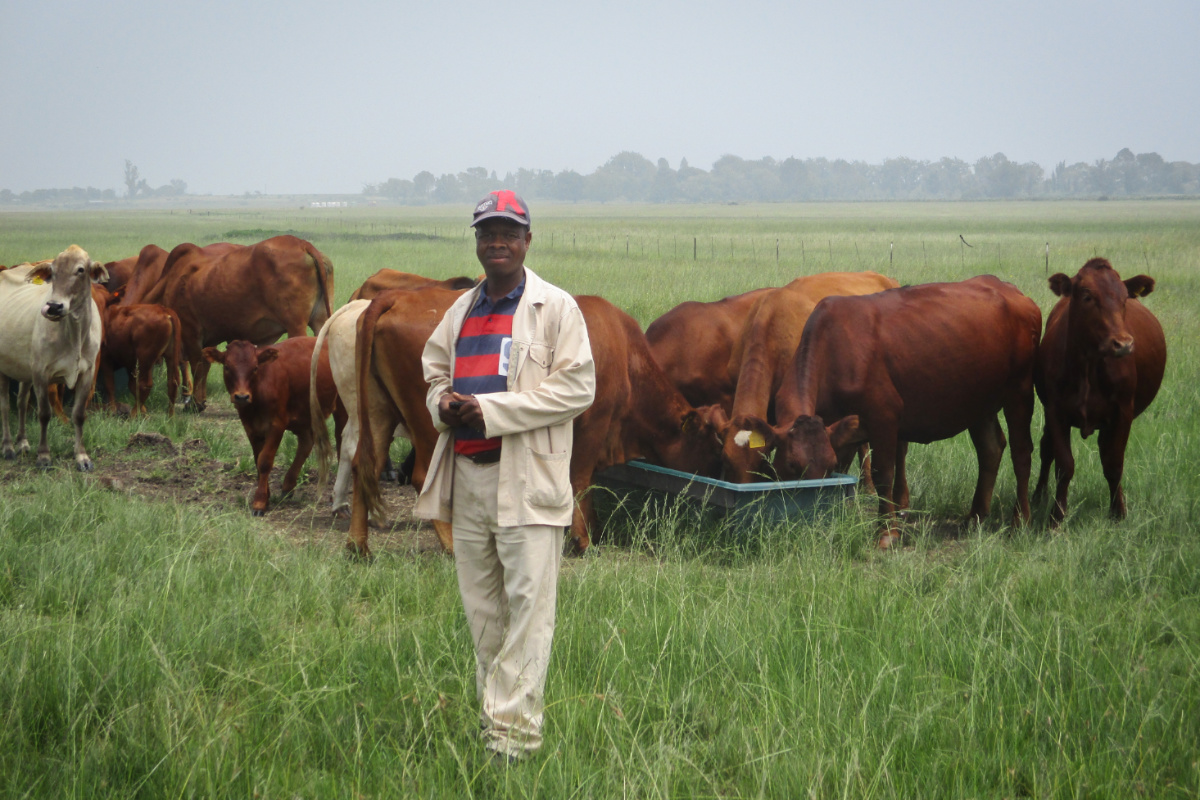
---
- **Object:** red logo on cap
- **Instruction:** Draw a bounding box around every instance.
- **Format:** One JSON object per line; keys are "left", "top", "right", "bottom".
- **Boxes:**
{"left": 492, "top": 190, "right": 525, "bottom": 215}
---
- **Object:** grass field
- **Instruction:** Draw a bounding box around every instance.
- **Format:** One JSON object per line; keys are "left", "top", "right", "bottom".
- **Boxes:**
{"left": 1, "top": 201, "right": 1198, "bottom": 798}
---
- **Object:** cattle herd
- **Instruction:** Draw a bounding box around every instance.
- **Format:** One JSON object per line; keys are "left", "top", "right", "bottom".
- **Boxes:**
{"left": 0, "top": 236, "right": 1167, "bottom": 554}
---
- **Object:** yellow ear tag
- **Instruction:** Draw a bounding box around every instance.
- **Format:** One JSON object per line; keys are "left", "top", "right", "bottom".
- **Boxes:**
{"left": 31, "top": 276, "right": 45, "bottom": 285}
{"left": 748, "top": 431, "right": 766, "bottom": 449}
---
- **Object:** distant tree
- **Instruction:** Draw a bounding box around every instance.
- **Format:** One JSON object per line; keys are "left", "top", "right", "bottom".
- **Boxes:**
{"left": 124, "top": 160, "right": 141, "bottom": 198}
{"left": 412, "top": 171, "right": 436, "bottom": 200}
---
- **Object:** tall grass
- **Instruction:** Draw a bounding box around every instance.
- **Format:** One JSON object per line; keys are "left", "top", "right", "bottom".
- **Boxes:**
{"left": 1, "top": 201, "right": 1198, "bottom": 797}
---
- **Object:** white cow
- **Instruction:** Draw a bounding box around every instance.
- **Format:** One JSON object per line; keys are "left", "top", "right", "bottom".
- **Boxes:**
{"left": 310, "top": 300, "right": 411, "bottom": 517}
{"left": 0, "top": 246, "right": 108, "bottom": 470}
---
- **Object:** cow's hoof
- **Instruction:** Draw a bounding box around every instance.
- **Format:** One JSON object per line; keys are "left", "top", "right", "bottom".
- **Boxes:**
{"left": 877, "top": 531, "right": 903, "bottom": 550}
{"left": 182, "top": 397, "right": 206, "bottom": 413}
{"left": 36, "top": 455, "right": 52, "bottom": 470}
{"left": 344, "top": 542, "right": 374, "bottom": 562}
{"left": 332, "top": 506, "right": 351, "bottom": 520}
{"left": 2, "top": 449, "right": 14, "bottom": 461}
{"left": 76, "top": 457, "right": 94, "bottom": 473}
{"left": 251, "top": 508, "right": 266, "bottom": 517}
{"left": 381, "top": 468, "right": 399, "bottom": 483}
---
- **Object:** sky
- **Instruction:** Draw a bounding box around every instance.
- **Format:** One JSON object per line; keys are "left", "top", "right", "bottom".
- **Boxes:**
{"left": 3, "top": 0, "right": 1198, "bottom": 195}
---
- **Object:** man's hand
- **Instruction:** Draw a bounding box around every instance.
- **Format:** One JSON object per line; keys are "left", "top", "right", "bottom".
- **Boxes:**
{"left": 438, "top": 392, "right": 485, "bottom": 432}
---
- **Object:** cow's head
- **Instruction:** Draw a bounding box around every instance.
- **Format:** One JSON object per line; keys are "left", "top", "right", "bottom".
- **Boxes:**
{"left": 779, "top": 414, "right": 867, "bottom": 481}
{"left": 722, "top": 413, "right": 867, "bottom": 482}
{"left": 1049, "top": 258, "right": 1154, "bottom": 359}
{"left": 30, "top": 246, "right": 108, "bottom": 322}
{"left": 720, "top": 415, "right": 781, "bottom": 482}
{"left": 203, "top": 340, "right": 278, "bottom": 407}
{"left": 662, "top": 404, "right": 727, "bottom": 478}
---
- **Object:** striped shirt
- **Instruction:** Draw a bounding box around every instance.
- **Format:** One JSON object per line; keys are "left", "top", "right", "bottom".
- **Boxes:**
{"left": 452, "top": 279, "right": 524, "bottom": 455}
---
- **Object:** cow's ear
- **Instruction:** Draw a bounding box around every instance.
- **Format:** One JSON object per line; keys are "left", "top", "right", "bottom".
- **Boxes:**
{"left": 257, "top": 348, "right": 279, "bottom": 366}
{"left": 732, "top": 415, "right": 778, "bottom": 451}
{"left": 1048, "top": 273, "right": 1072, "bottom": 297}
{"left": 1124, "top": 274, "right": 1155, "bottom": 299}
{"left": 88, "top": 261, "right": 110, "bottom": 285}
{"left": 203, "top": 347, "right": 225, "bottom": 365}
{"left": 826, "top": 416, "right": 867, "bottom": 464}
{"left": 27, "top": 263, "right": 52, "bottom": 284}
{"left": 697, "top": 404, "right": 729, "bottom": 434}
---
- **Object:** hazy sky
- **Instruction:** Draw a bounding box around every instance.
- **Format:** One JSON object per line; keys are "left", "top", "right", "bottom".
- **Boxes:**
{"left": 3, "top": 0, "right": 1198, "bottom": 195}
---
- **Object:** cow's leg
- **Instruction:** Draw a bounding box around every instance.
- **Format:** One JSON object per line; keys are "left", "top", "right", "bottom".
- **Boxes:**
{"left": 70, "top": 370, "right": 95, "bottom": 472}
{"left": 1032, "top": 427, "right": 1055, "bottom": 507}
{"left": 1046, "top": 412, "right": 1075, "bottom": 527}
{"left": 281, "top": 426, "right": 314, "bottom": 498}
{"left": 14, "top": 383, "right": 32, "bottom": 455}
{"left": 893, "top": 441, "right": 910, "bottom": 511}
{"left": 1098, "top": 415, "right": 1133, "bottom": 520}
{"left": 99, "top": 357, "right": 118, "bottom": 413}
{"left": 568, "top": 468, "right": 598, "bottom": 556}
{"left": 867, "top": 432, "right": 902, "bottom": 548}
{"left": 332, "top": 414, "right": 358, "bottom": 518}
{"left": 1003, "top": 391, "right": 1036, "bottom": 526}
{"left": 34, "top": 381, "right": 53, "bottom": 469}
{"left": 0, "top": 375, "right": 12, "bottom": 459}
{"left": 347, "top": 401, "right": 401, "bottom": 558}
{"left": 965, "top": 415, "right": 1006, "bottom": 524}
{"left": 249, "top": 427, "right": 282, "bottom": 516}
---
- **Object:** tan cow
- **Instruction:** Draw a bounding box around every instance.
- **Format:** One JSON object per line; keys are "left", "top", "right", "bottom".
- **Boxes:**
{"left": 0, "top": 247, "right": 108, "bottom": 469}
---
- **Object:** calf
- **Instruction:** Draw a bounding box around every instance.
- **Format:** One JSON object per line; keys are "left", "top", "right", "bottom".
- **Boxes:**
{"left": 100, "top": 301, "right": 186, "bottom": 416}
{"left": 1033, "top": 258, "right": 1166, "bottom": 524}
{"left": 0, "top": 247, "right": 107, "bottom": 470}
{"left": 204, "top": 337, "right": 344, "bottom": 516}
{"left": 727, "top": 276, "right": 1042, "bottom": 547}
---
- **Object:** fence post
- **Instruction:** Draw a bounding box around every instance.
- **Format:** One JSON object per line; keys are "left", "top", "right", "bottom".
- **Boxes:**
{"left": 693, "top": 237, "right": 697, "bottom": 261}
{"left": 890, "top": 241, "right": 894, "bottom": 267}
{"left": 776, "top": 238, "right": 779, "bottom": 264}
{"left": 1045, "top": 242, "right": 1049, "bottom": 275}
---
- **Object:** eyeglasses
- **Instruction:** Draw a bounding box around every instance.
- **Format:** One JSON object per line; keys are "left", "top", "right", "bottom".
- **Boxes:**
{"left": 475, "top": 229, "right": 526, "bottom": 244}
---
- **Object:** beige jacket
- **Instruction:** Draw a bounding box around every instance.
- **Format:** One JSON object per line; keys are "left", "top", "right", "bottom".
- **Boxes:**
{"left": 414, "top": 267, "right": 596, "bottom": 527}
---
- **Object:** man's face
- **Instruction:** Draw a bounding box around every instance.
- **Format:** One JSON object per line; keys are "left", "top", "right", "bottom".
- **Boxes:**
{"left": 475, "top": 219, "right": 531, "bottom": 285}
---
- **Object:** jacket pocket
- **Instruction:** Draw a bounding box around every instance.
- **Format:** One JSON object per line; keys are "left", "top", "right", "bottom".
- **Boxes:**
{"left": 525, "top": 447, "right": 571, "bottom": 509}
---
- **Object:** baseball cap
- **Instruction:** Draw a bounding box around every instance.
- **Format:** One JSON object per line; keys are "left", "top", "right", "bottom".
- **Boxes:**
{"left": 471, "top": 190, "right": 530, "bottom": 228}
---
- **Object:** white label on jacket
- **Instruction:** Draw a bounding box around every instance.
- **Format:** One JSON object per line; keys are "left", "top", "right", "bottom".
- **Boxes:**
{"left": 499, "top": 337, "right": 512, "bottom": 376}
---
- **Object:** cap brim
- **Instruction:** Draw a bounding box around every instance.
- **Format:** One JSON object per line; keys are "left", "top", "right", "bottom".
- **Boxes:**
{"left": 471, "top": 211, "right": 530, "bottom": 228}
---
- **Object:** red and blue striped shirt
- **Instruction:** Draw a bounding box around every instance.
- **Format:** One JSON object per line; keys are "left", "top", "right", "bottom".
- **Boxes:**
{"left": 453, "top": 279, "right": 524, "bottom": 455}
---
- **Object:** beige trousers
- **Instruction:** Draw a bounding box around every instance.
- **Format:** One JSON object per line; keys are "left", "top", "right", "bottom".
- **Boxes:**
{"left": 452, "top": 455, "right": 563, "bottom": 756}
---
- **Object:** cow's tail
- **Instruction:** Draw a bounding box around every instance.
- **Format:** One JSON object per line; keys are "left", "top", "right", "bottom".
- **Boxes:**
{"left": 311, "top": 310, "right": 339, "bottom": 494}
{"left": 354, "top": 294, "right": 395, "bottom": 521}
{"left": 163, "top": 307, "right": 185, "bottom": 413}
{"left": 305, "top": 243, "right": 335, "bottom": 329}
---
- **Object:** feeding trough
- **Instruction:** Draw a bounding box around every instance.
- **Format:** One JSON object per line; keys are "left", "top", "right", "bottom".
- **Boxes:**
{"left": 594, "top": 460, "right": 857, "bottom": 526}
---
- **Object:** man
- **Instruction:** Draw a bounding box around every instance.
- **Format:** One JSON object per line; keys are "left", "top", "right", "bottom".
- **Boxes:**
{"left": 415, "top": 190, "right": 596, "bottom": 763}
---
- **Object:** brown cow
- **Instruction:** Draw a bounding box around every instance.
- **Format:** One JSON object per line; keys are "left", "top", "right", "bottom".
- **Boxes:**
{"left": 101, "top": 252, "right": 143, "bottom": 293}
{"left": 203, "top": 337, "right": 344, "bottom": 516}
{"left": 99, "top": 300, "right": 186, "bottom": 416}
{"left": 719, "top": 271, "right": 899, "bottom": 483}
{"left": 727, "top": 276, "right": 1042, "bottom": 548}
{"left": 645, "top": 287, "right": 774, "bottom": 412}
{"left": 1032, "top": 258, "right": 1166, "bottom": 525}
{"left": 144, "top": 236, "right": 334, "bottom": 410}
{"left": 115, "top": 244, "right": 177, "bottom": 305}
{"left": 346, "top": 289, "right": 726, "bottom": 558}
{"left": 349, "top": 269, "right": 478, "bottom": 301}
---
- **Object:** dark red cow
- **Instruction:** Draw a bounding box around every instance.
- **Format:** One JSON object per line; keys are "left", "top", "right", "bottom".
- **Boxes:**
{"left": 348, "top": 289, "right": 726, "bottom": 558}
{"left": 726, "top": 276, "right": 1042, "bottom": 547}
{"left": 645, "top": 288, "right": 774, "bottom": 412}
{"left": 203, "top": 337, "right": 344, "bottom": 516}
{"left": 1033, "top": 258, "right": 1166, "bottom": 524}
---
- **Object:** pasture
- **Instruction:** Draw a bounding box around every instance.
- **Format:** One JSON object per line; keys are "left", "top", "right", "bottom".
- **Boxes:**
{"left": 1, "top": 201, "right": 1198, "bottom": 798}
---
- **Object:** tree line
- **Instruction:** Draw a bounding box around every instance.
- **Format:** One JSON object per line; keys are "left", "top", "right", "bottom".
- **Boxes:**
{"left": 363, "top": 149, "right": 1200, "bottom": 204}
{"left": 5, "top": 149, "right": 1199, "bottom": 207}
